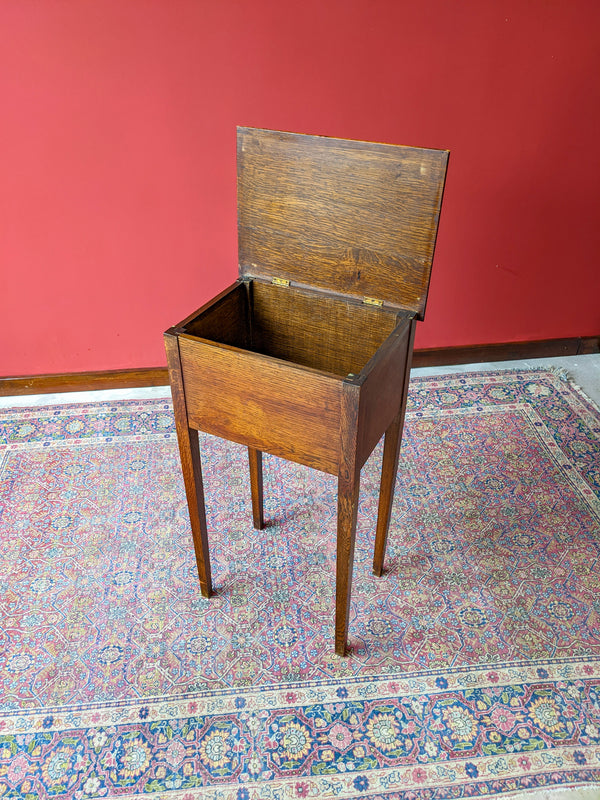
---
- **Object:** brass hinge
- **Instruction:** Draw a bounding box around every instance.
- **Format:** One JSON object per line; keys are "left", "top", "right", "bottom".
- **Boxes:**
{"left": 363, "top": 296, "right": 383, "bottom": 307}
{"left": 272, "top": 277, "right": 290, "bottom": 287}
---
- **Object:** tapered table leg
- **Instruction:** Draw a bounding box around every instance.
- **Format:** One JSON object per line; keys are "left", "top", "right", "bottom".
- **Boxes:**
{"left": 248, "top": 447, "right": 265, "bottom": 530}
{"left": 336, "top": 381, "right": 361, "bottom": 656}
{"left": 372, "top": 412, "right": 403, "bottom": 577}
{"left": 178, "top": 427, "right": 213, "bottom": 597}
{"left": 372, "top": 319, "right": 415, "bottom": 578}
{"left": 336, "top": 467, "right": 360, "bottom": 656}
{"left": 164, "top": 333, "right": 213, "bottom": 598}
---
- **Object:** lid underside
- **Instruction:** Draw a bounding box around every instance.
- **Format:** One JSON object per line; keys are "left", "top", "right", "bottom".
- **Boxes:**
{"left": 237, "top": 127, "right": 449, "bottom": 318}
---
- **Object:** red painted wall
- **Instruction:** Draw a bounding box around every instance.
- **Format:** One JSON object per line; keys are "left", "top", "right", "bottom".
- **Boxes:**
{"left": 1, "top": 0, "right": 599, "bottom": 376}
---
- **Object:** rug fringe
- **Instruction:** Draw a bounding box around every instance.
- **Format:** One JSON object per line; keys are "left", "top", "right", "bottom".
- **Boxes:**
{"left": 546, "top": 365, "right": 571, "bottom": 382}
{"left": 544, "top": 365, "right": 600, "bottom": 413}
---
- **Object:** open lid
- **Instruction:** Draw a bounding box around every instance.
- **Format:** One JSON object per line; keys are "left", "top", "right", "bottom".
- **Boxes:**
{"left": 237, "top": 127, "right": 449, "bottom": 318}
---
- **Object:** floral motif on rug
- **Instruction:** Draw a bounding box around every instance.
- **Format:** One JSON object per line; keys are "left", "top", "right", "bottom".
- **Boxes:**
{"left": 0, "top": 369, "right": 599, "bottom": 798}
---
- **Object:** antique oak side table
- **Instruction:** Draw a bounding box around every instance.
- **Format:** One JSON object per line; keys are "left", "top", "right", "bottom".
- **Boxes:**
{"left": 165, "top": 127, "right": 448, "bottom": 655}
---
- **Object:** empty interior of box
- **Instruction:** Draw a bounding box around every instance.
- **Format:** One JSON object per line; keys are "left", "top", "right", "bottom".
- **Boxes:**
{"left": 183, "top": 280, "right": 402, "bottom": 377}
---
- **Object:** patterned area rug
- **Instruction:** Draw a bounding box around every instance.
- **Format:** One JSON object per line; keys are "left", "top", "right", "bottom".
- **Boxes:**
{"left": 1, "top": 369, "right": 599, "bottom": 799}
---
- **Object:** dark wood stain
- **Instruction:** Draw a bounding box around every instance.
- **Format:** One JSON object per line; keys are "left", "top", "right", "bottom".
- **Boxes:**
{"left": 178, "top": 334, "right": 343, "bottom": 474}
{"left": 165, "top": 127, "right": 449, "bottom": 655}
{"left": 237, "top": 127, "right": 448, "bottom": 319}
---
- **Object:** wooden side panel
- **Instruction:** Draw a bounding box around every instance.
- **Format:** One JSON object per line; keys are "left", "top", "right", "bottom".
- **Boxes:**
{"left": 250, "top": 281, "right": 399, "bottom": 376}
{"left": 356, "top": 319, "right": 413, "bottom": 468}
{"left": 178, "top": 336, "right": 342, "bottom": 474}
{"left": 238, "top": 127, "right": 449, "bottom": 318}
{"left": 182, "top": 282, "right": 250, "bottom": 348}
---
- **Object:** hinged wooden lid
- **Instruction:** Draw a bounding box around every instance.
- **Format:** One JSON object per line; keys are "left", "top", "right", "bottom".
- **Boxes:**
{"left": 237, "top": 127, "right": 449, "bottom": 318}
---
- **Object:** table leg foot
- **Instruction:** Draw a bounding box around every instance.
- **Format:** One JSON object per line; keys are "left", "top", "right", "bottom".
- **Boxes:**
{"left": 248, "top": 447, "right": 265, "bottom": 530}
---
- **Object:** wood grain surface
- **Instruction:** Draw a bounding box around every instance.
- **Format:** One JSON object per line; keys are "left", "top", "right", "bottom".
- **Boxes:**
{"left": 237, "top": 127, "right": 449, "bottom": 318}
{"left": 163, "top": 127, "right": 451, "bottom": 655}
{"left": 355, "top": 317, "right": 413, "bottom": 467}
{"left": 178, "top": 334, "right": 343, "bottom": 474}
{"left": 247, "top": 280, "right": 399, "bottom": 375}
{"left": 164, "top": 331, "right": 213, "bottom": 597}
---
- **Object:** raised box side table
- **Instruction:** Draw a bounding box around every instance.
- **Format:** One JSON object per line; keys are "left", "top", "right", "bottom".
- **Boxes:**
{"left": 165, "top": 127, "right": 449, "bottom": 655}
